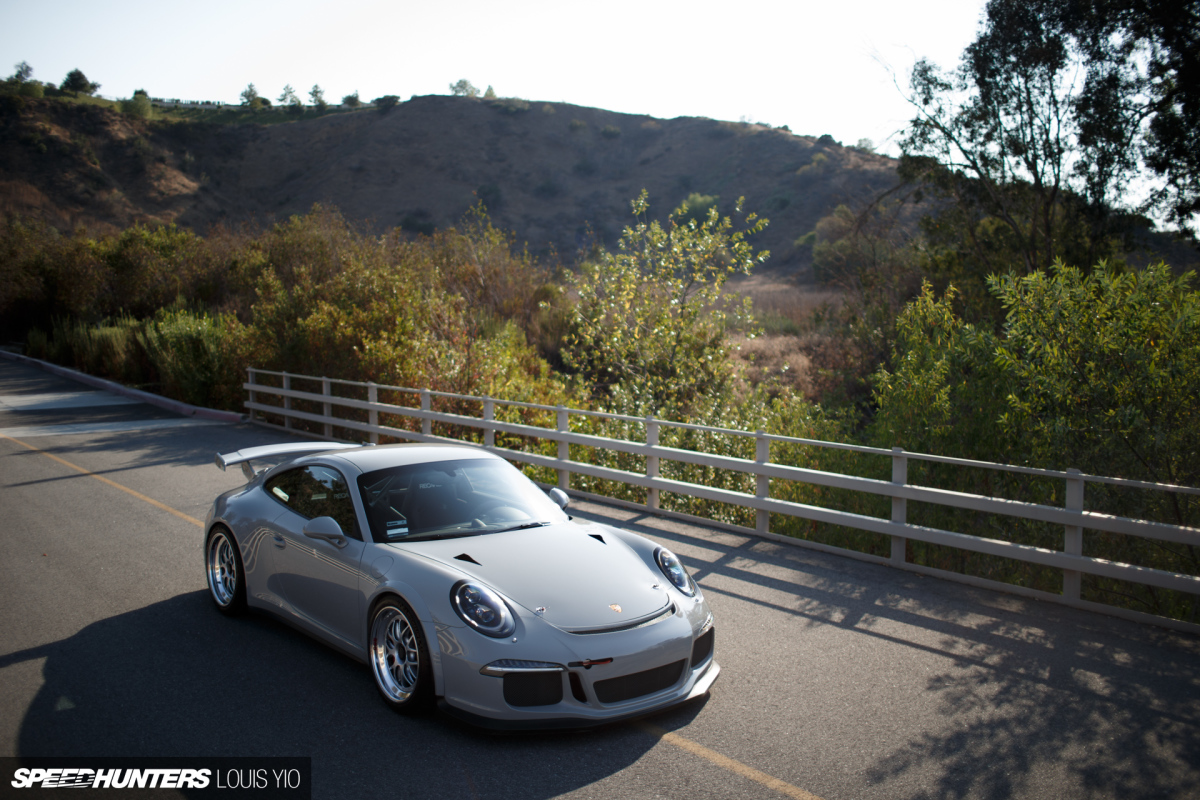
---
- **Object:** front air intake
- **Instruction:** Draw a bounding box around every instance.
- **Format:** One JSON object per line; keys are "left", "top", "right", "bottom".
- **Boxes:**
{"left": 593, "top": 660, "right": 686, "bottom": 704}
{"left": 503, "top": 672, "right": 563, "bottom": 707}
{"left": 690, "top": 628, "right": 714, "bottom": 667}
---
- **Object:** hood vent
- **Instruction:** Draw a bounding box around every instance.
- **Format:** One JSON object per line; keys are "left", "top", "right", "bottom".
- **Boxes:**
{"left": 589, "top": 534, "right": 605, "bottom": 544}
{"left": 454, "top": 553, "right": 481, "bottom": 565}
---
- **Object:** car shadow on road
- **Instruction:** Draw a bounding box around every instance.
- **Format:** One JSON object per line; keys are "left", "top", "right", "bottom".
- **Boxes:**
{"left": 578, "top": 503, "right": 1200, "bottom": 800}
{"left": 4, "top": 591, "right": 701, "bottom": 800}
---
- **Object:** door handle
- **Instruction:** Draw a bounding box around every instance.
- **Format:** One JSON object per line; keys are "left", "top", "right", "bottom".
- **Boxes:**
{"left": 272, "top": 534, "right": 286, "bottom": 549}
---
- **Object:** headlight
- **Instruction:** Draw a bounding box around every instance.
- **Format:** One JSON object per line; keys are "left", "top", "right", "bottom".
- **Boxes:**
{"left": 655, "top": 547, "right": 696, "bottom": 597}
{"left": 451, "top": 581, "right": 516, "bottom": 638}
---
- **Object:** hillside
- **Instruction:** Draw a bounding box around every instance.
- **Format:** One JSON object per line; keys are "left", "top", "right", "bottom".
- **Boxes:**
{"left": 0, "top": 94, "right": 900, "bottom": 278}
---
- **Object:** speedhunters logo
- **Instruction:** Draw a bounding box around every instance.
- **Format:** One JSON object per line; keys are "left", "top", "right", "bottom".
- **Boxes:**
{"left": 11, "top": 768, "right": 211, "bottom": 789}
{"left": 1, "top": 758, "right": 310, "bottom": 798}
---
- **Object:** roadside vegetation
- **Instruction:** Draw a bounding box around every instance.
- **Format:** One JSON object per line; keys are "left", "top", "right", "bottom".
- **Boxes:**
{"left": 2, "top": 0, "right": 1198, "bottom": 622}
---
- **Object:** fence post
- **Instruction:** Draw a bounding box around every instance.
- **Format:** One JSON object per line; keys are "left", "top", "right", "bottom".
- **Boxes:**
{"left": 367, "top": 383, "right": 378, "bottom": 444}
{"left": 245, "top": 368, "right": 257, "bottom": 421}
{"left": 282, "top": 373, "right": 292, "bottom": 429}
{"left": 755, "top": 432, "right": 770, "bottom": 534}
{"left": 646, "top": 416, "right": 660, "bottom": 510}
{"left": 891, "top": 447, "right": 907, "bottom": 564}
{"left": 483, "top": 397, "right": 495, "bottom": 449}
{"left": 556, "top": 405, "right": 569, "bottom": 490}
{"left": 321, "top": 378, "right": 333, "bottom": 439}
{"left": 1063, "top": 468, "right": 1084, "bottom": 601}
{"left": 421, "top": 389, "right": 432, "bottom": 437}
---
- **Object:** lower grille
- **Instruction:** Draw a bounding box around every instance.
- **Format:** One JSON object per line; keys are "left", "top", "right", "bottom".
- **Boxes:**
{"left": 503, "top": 672, "right": 563, "bottom": 707}
{"left": 594, "top": 660, "right": 686, "bottom": 704}
{"left": 691, "top": 628, "right": 714, "bottom": 667}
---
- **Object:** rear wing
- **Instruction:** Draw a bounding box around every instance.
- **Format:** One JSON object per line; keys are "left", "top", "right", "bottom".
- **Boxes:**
{"left": 215, "top": 442, "right": 364, "bottom": 481}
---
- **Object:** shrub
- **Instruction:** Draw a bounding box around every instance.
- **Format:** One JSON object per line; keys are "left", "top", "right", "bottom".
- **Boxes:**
{"left": 120, "top": 91, "right": 153, "bottom": 119}
{"left": 138, "top": 308, "right": 248, "bottom": 408}
{"left": 492, "top": 97, "right": 530, "bottom": 114}
{"left": 600, "top": 124, "right": 621, "bottom": 139}
{"left": 449, "top": 79, "right": 480, "bottom": 98}
{"left": 675, "top": 193, "right": 718, "bottom": 225}
{"left": 563, "top": 190, "right": 768, "bottom": 416}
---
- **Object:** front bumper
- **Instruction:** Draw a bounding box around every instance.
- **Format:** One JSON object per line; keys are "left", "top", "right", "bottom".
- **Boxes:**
{"left": 432, "top": 603, "right": 718, "bottom": 729}
{"left": 437, "top": 659, "right": 719, "bottom": 730}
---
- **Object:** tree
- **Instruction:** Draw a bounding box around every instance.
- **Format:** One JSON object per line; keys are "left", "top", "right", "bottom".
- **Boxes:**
{"left": 240, "top": 83, "right": 265, "bottom": 110}
{"left": 372, "top": 95, "right": 399, "bottom": 112}
{"left": 60, "top": 68, "right": 99, "bottom": 96}
{"left": 1061, "top": 0, "right": 1200, "bottom": 230}
{"left": 901, "top": 0, "right": 1200, "bottom": 269}
{"left": 309, "top": 84, "right": 327, "bottom": 112}
{"left": 120, "top": 89, "right": 153, "bottom": 119}
{"left": 805, "top": 202, "right": 924, "bottom": 411}
{"left": 449, "top": 79, "right": 479, "bottom": 98}
{"left": 278, "top": 84, "right": 302, "bottom": 114}
{"left": 484, "top": 85, "right": 497, "bottom": 99}
{"left": 10, "top": 61, "right": 32, "bottom": 83}
{"left": 562, "top": 191, "right": 768, "bottom": 415}
{"left": 9, "top": 64, "right": 43, "bottom": 98}
{"left": 342, "top": 91, "right": 361, "bottom": 108}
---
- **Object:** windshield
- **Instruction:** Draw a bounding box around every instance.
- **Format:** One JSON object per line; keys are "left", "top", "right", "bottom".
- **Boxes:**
{"left": 357, "top": 457, "right": 568, "bottom": 542}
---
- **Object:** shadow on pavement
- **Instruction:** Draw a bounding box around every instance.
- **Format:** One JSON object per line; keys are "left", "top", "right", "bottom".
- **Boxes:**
{"left": 5, "top": 592, "right": 693, "bottom": 800}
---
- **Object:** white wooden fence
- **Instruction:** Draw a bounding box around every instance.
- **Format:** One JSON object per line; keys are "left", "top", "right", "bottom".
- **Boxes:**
{"left": 244, "top": 368, "right": 1200, "bottom": 634}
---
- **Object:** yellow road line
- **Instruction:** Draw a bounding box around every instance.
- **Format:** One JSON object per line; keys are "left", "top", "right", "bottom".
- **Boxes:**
{"left": 2, "top": 434, "right": 204, "bottom": 528}
{"left": 637, "top": 721, "right": 825, "bottom": 800}
{"left": 3, "top": 434, "right": 820, "bottom": 799}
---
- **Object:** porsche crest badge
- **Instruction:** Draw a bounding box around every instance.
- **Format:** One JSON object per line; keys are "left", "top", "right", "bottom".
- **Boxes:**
{"left": 609, "top": 603, "right": 622, "bottom": 613}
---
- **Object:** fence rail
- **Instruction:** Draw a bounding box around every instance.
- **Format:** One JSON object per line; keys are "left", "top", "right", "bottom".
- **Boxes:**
{"left": 244, "top": 368, "right": 1200, "bottom": 634}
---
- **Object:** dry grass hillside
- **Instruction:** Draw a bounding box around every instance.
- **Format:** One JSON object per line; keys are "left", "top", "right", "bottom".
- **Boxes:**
{"left": 0, "top": 94, "right": 900, "bottom": 278}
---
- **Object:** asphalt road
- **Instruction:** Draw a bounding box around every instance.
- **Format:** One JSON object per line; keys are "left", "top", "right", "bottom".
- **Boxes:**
{"left": 1, "top": 357, "right": 1198, "bottom": 800}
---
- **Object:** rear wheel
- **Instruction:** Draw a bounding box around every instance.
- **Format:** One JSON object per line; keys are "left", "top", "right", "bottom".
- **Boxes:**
{"left": 205, "top": 526, "right": 246, "bottom": 615}
{"left": 369, "top": 597, "right": 433, "bottom": 714}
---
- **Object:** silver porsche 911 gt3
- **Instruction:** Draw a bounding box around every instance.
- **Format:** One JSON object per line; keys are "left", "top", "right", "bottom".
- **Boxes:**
{"left": 203, "top": 442, "right": 718, "bottom": 728}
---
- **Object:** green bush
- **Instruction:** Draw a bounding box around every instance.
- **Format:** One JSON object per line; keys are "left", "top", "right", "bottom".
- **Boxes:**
{"left": 872, "top": 265, "right": 1200, "bottom": 621}
{"left": 120, "top": 92, "right": 153, "bottom": 119}
{"left": 138, "top": 308, "right": 248, "bottom": 409}
{"left": 562, "top": 190, "right": 768, "bottom": 417}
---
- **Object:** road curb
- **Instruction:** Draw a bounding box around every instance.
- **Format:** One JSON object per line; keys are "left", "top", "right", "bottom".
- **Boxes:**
{"left": 0, "top": 349, "right": 248, "bottom": 424}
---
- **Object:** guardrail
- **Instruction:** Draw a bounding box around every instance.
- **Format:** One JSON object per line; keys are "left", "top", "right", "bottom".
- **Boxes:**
{"left": 243, "top": 367, "right": 1200, "bottom": 634}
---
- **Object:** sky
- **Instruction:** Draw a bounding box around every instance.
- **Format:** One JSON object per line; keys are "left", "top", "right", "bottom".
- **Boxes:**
{"left": 0, "top": 0, "right": 988, "bottom": 155}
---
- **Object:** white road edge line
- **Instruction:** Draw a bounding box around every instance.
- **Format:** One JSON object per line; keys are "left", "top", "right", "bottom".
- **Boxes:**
{"left": 0, "top": 418, "right": 226, "bottom": 438}
{"left": 0, "top": 391, "right": 140, "bottom": 410}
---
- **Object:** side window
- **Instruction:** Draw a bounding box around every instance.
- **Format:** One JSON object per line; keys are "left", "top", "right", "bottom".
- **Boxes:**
{"left": 265, "top": 466, "right": 360, "bottom": 540}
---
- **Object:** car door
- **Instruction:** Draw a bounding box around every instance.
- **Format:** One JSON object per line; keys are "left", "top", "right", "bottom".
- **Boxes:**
{"left": 262, "top": 465, "right": 368, "bottom": 650}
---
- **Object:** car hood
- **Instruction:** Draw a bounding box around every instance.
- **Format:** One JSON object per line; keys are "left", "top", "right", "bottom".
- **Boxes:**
{"left": 394, "top": 524, "right": 670, "bottom": 630}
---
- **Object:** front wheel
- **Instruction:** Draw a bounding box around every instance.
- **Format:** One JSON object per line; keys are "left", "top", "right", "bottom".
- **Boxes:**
{"left": 205, "top": 526, "right": 246, "bottom": 615}
{"left": 368, "top": 597, "right": 433, "bottom": 714}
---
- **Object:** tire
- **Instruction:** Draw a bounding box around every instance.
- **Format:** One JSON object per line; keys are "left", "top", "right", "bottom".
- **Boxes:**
{"left": 368, "top": 596, "right": 433, "bottom": 714}
{"left": 205, "top": 526, "right": 246, "bottom": 615}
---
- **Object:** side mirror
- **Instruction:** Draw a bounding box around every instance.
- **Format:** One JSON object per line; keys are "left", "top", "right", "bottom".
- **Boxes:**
{"left": 547, "top": 487, "right": 570, "bottom": 510}
{"left": 303, "top": 516, "right": 347, "bottom": 548}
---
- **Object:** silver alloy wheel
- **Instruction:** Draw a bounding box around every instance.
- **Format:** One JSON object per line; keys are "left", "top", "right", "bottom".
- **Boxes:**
{"left": 207, "top": 531, "right": 238, "bottom": 606}
{"left": 370, "top": 605, "right": 421, "bottom": 703}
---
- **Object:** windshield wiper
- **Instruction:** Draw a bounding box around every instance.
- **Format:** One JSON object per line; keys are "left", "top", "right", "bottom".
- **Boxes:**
{"left": 492, "top": 520, "right": 554, "bottom": 533}
{"left": 403, "top": 531, "right": 477, "bottom": 542}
